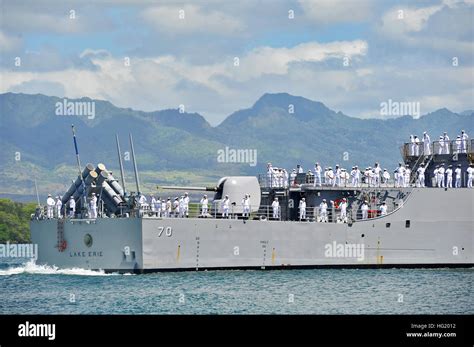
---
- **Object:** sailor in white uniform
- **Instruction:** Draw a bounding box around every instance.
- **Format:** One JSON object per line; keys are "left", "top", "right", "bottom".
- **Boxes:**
{"left": 437, "top": 164, "right": 445, "bottom": 188}
{"left": 410, "top": 135, "right": 415, "bottom": 155}
{"left": 46, "top": 194, "right": 55, "bottom": 219}
{"left": 161, "top": 199, "right": 167, "bottom": 217}
{"left": 242, "top": 194, "right": 250, "bottom": 218}
{"left": 183, "top": 192, "right": 190, "bottom": 217}
{"left": 200, "top": 195, "right": 208, "bottom": 217}
{"left": 138, "top": 193, "right": 147, "bottom": 217}
{"left": 437, "top": 135, "right": 444, "bottom": 154}
{"left": 455, "top": 135, "right": 462, "bottom": 153}
{"left": 467, "top": 164, "right": 474, "bottom": 188}
{"left": 369, "top": 168, "right": 377, "bottom": 187}
{"left": 382, "top": 169, "right": 390, "bottom": 186}
{"left": 334, "top": 165, "right": 341, "bottom": 187}
{"left": 68, "top": 197, "right": 76, "bottom": 218}
{"left": 172, "top": 197, "right": 179, "bottom": 217}
{"left": 361, "top": 200, "right": 369, "bottom": 220}
{"left": 267, "top": 163, "right": 273, "bottom": 187}
{"left": 374, "top": 163, "right": 381, "bottom": 187}
{"left": 339, "top": 198, "right": 348, "bottom": 223}
{"left": 222, "top": 195, "right": 230, "bottom": 218}
{"left": 296, "top": 164, "right": 303, "bottom": 174}
{"left": 396, "top": 163, "right": 405, "bottom": 188}
{"left": 271, "top": 197, "right": 280, "bottom": 219}
{"left": 283, "top": 169, "right": 289, "bottom": 188}
{"left": 150, "top": 195, "right": 157, "bottom": 215}
{"left": 352, "top": 166, "right": 361, "bottom": 187}
{"left": 341, "top": 168, "right": 349, "bottom": 187}
{"left": 154, "top": 196, "right": 162, "bottom": 217}
{"left": 327, "top": 167, "right": 334, "bottom": 186}
{"left": 299, "top": 198, "right": 306, "bottom": 220}
{"left": 314, "top": 162, "right": 322, "bottom": 187}
{"left": 414, "top": 135, "right": 420, "bottom": 156}
{"left": 460, "top": 130, "right": 469, "bottom": 153}
{"left": 379, "top": 201, "right": 388, "bottom": 216}
{"left": 446, "top": 165, "right": 453, "bottom": 188}
{"left": 433, "top": 165, "right": 439, "bottom": 187}
{"left": 89, "top": 192, "right": 98, "bottom": 218}
{"left": 178, "top": 196, "right": 185, "bottom": 218}
{"left": 416, "top": 164, "right": 425, "bottom": 187}
{"left": 165, "top": 198, "right": 172, "bottom": 217}
{"left": 319, "top": 199, "right": 328, "bottom": 223}
{"left": 279, "top": 169, "right": 285, "bottom": 187}
{"left": 404, "top": 165, "right": 411, "bottom": 187}
{"left": 55, "top": 196, "right": 62, "bottom": 219}
{"left": 290, "top": 169, "right": 297, "bottom": 186}
{"left": 443, "top": 132, "right": 450, "bottom": 154}
{"left": 455, "top": 164, "right": 462, "bottom": 188}
{"left": 423, "top": 132, "right": 431, "bottom": 155}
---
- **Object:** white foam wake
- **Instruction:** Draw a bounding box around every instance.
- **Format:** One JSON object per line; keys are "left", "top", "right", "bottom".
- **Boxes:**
{"left": 0, "top": 259, "right": 116, "bottom": 276}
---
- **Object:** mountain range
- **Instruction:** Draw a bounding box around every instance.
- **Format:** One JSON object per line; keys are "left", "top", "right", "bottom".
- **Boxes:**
{"left": 0, "top": 92, "right": 472, "bottom": 200}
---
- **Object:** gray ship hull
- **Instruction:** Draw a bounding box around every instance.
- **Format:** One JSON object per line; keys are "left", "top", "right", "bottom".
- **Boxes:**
{"left": 31, "top": 188, "right": 474, "bottom": 272}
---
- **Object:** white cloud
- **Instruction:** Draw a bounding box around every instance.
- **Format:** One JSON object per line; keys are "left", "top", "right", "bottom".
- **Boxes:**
{"left": 142, "top": 4, "right": 244, "bottom": 35}
{"left": 379, "top": 5, "right": 443, "bottom": 37}
{"left": 377, "top": 1, "right": 474, "bottom": 54}
{"left": 0, "top": 31, "right": 22, "bottom": 52}
{"left": 298, "top": 0, "right": 373, "bottom": 24}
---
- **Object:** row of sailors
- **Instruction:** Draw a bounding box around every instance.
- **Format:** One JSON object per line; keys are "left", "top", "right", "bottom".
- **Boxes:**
{"left": 140, "top": 192, "right": 190, "bottom": 218}
{"left": 46, "top": 193, "right": 97, "bottom": 219}
{"left": 409, "top": 130, "right": 469, "bottom": 156}
{"left": 401, "top": 162, "right": 474, "bottom": 188}
{"left": 270, "top": 197, "right": 388, "bottom": 222}
{"left": 432, "top": 163, "right": 474, "bottom": 188}
{"left": 202, "top": 194, "right": 252, "bottom": 218}
{"left": 270, "top": 162, "right": 392, "bottom": 188}
{"left": 142, "top": 193, "right": 252, "bottom": 219}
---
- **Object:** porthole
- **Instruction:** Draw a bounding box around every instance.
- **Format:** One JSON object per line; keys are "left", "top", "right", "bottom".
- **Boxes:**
{"left": 84, "top": 233, "right": 93, "bottom": 248}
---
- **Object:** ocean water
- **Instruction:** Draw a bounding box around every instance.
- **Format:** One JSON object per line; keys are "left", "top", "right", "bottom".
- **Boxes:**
{"left": 0, "top": 258, "right": 472, "bottom": 315}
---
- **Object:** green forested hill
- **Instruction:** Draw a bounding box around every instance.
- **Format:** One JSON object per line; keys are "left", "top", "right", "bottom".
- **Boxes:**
{"left": 0, "top": 199, "right": 36, "bottom": 243}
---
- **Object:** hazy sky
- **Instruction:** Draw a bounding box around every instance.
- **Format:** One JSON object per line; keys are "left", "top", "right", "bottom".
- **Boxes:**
{"left": 1, "top": 0, "right": 473, "bottom": 124}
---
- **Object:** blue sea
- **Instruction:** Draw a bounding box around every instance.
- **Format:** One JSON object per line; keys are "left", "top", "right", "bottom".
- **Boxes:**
{"left": 0, "top": 258, "right": 472, "bottom": 314}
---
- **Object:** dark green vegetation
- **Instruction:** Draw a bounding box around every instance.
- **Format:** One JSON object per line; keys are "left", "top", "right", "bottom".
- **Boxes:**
{"left": 0, "top": 199, "right": 36, "bottom": 243}
{"left": 1, "top": 92, "right": 472, "bottom": 199}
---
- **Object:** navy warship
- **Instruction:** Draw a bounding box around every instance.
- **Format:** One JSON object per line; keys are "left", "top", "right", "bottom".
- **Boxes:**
{"left": 30, "top": 129, "right": 474, "bottom": 272}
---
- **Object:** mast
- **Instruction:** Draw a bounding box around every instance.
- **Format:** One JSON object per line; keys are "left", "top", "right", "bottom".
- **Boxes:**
{"left": 129, "top": 133, "right": 141, "bottom": 194}
{"left": 71, "top": 125, "right": 87, "bottom": 213}
{"left": 115, "top": 134, "right": 127, "bottom": 195}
